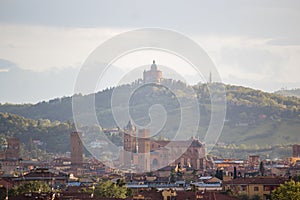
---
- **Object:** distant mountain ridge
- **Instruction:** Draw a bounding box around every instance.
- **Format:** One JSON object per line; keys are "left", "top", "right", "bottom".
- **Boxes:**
{"left": 274, "top": 88, "right": 300, "bottom": 98}
{"left": 0, "top": 59, "right": 79, "bottom": 103}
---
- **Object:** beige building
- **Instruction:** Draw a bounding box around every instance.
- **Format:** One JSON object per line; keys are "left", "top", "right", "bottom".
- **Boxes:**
{"left": 223, "top": 177, "right": 287, "bottom": 200}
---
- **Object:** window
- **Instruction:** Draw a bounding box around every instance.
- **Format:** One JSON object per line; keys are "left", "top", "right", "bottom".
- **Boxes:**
{"left": 254, "top": 187, "right": 259, "bottom": 191}
{"left": 241, "top": 186, "right": 246, "bottom": 191}
{"left": 264, "top": 186, "right": 270, "bottom": 191}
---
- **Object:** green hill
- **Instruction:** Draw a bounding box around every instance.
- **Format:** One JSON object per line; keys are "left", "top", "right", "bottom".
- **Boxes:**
{"left": 0, "top": 81, "right": 299, "bottom": 157}
{"left": 0, "top": 82, "right": 299, "bottom": 125}
{"left": 0, "top": 112, "right": 76, "bottom": 153}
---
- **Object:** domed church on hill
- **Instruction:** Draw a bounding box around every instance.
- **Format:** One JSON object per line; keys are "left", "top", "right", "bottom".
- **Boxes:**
{"left": 143, "top": 60, "right": 163, "bottom": 84}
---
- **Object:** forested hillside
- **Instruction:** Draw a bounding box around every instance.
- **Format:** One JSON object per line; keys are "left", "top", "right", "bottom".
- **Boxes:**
{"left": 0, "top": 112, "right": 75, "bottom": 155}
{"left": 0, "top": 81, "right": 299, "bottom": 156}
{"left": 275, "top": 88, "right": 300, "bottom": 98}
{"left": 0, "top": 82, "right": 299, "bottom": 125}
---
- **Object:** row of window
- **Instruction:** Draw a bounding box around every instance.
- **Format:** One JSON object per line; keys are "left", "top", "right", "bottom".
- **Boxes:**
{"left": 241, "top": 186, "right": 276, "bottom": 192}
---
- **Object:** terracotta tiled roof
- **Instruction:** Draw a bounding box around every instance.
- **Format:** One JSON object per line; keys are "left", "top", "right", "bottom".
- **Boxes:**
{"left": 223, "top": 176, "right": 287, "bottom": 185}
{"left": 153, "top": 139, "right": 203, "bottom": 148}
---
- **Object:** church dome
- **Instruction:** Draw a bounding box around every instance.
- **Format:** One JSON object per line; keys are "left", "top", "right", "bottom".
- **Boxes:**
{"left": 151, "top": 60, "right": 157, "bottom": 70}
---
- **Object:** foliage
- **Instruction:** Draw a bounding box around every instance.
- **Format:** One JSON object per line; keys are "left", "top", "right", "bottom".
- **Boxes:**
{"left": 0, "top": 112, "right": 76, "bottom": 155}
{"left": 170, "top": 169, "right": 176, "bottom": 183}
{"left": 237, "top": 194, "right": 261, "bottom": 200}
{"left": 93, "top": 180, "right": 127, "bottom": 198}
{"left": 10, "top": 181, "right": 50, "bottom": 196}
{"left": 275, "top": 88, "right": 300, "bottom": 98}
{"left": 233, "top": 167, "right": 237, "bottom": 179}
{"left": 272, "top": 180, "right": 300, "bottom": 200}
{"left": 215, "top": 169, "right": 223, "bottom": 180}
{"left": 237, "top": 194, "right": 249, "bottom": 200}
{"left": 0, "top": 81, "right": 300, "bottom": 155}
{"left": 292, "top": 175, "right": 300, "bottom": 182}
{"left": 1, "top": 82, "right": 299, "bottom": 126}
{"left": 250, "top": 194, "right": 261, "bottom": 200}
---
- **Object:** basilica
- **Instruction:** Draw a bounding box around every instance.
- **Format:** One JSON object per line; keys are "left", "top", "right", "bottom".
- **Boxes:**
{"left": 122, "top": 120, "right": 207, "bottom": 172}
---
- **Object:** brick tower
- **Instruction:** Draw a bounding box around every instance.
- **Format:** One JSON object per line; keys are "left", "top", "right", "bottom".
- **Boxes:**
{"left": 137, "top": 129, "right": 151, "bottom": 172}
{"left": 70, "top": 132, "right": 83, "bottom": 166}
{"left": 5, "top": 138, "right": 20, "bottom": 160}
{"left": 123, "top": 120, "right": 136, "bottom": 167}
{"left": 293, "top": 144, "right": 300, "bottom": 157}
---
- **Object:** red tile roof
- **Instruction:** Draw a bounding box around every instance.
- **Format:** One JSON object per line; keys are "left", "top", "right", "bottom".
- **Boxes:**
{"left": 223, "top": 176, "right": 287, "bottom": 185}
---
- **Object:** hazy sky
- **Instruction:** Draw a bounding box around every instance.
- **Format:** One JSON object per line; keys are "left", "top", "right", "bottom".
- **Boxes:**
{"left": 0, "top": 0, "right": 300, "bottom": 103}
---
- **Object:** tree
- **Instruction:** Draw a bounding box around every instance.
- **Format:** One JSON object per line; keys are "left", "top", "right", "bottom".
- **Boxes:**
{"left": 238, "top": 194, "right": 261, "bottom": 200}
{"left": 94, "top": 180, "right": 127, "bottom": 198}
{"left": 259, "top": 161, "right": 265, "bottom": 176}
{"left": 215, "top": 169, "right": 223, "bottom": 180}
{"left": 272, "top": 180, "right": 300, "bottom": 200}
{"left": 238, "top": 194, "right": 249, "bottom": 200}
{"left": 10, "top": 181, "right": 50, "bottom": 196}
{"left": 250, "top": 194, "right": 261, "bottom": 200}
{"left": 233, "top": 167, "right": 237, "bottom": 179}
{"left": 170, "top": 169, "right": 176, "bottom": 183}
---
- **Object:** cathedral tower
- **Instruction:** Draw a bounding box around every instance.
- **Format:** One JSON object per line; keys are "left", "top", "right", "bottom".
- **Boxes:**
{"left": 137, "top": 129, "right": 151, "bottom": 172}
{"left": 123, "top": 120, "right": 136, "bottom": 167}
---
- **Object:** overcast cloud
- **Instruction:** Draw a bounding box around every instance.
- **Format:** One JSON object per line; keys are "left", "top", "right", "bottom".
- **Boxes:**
{"left": 0, "top": 0, "right": 299, "bottom": 103}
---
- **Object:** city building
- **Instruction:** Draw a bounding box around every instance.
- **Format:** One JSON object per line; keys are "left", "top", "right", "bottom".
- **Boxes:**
{"left": 223, "top": 176, "right": 287, "bottom": 200}
{"left": 12, "top": 167, "right": 69, "bottom": 186}
{"left": 4, "top": 138, "right": 20, "bottom": 160}
{"left": 293, "top": 144, "right": 300, "bottom": 157}
{"left": 6, "top": 138, "right": 20, "bottom": 160}
{"left": 0, "top": 138, "right": 21, "bottom": 174}
{"left": 248, "top": 155, "right": 260, "bottom": 168}
{"left": 122, "top": 121, "right": 206, "bottom": 172}
{"left": 123, "top": 120, "right": 136, "bottom": 167}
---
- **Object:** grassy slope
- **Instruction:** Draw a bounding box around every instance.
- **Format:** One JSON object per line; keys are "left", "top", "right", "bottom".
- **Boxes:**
{"left": 218, "top": 119, "right": 300, "bottom": 146}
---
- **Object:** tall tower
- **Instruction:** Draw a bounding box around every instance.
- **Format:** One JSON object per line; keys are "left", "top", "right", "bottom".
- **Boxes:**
{"left": 5, "top": 138, "right": 20, "bottom": 160}
{"left": 143, "top": 60, "right": 163, "bottom": 84}
{"left": 123, "top": 120, "right": 136, "bottom": 167}
{"left": 137, "top": 129, "right": 151, "bottom": 172}
{"left": 209, "top": 72, "right": 212, "bottom": 83}
{"left": 293, "top": 144, "right": 300, "bottom": 157}
{"left": 70, "top": 132, "right": 83, "bottom": 166}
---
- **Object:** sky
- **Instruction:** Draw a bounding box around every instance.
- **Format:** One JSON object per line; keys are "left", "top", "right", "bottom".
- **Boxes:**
{"left": 0, "top": 0, "right": 300, "bottom": 103}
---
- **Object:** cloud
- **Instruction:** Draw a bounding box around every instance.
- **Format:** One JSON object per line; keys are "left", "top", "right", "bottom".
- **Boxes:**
{"left": 267, "top": 38, "right": 300, "bottom": 46}
{"left": 0, "top": 23, "right": 127, "bottom": 71}
{"left": 0, "top": 59, "right": 80, "bottom": 103}
{"left": 194, "top": 35, "right": 300, "bottom": 91}
{"left": 0, "top": 21, "right": 299, "bottom": 101}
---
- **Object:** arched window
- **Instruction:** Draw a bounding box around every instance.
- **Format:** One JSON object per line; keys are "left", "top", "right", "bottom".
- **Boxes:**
{"left": 152, "top": 158, "right": 158, "bottom": 166}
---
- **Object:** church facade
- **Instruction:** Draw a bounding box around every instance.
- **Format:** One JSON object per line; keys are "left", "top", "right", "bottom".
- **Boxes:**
{"left": 122, "top": 121, "right": 207, "bottom": 172}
